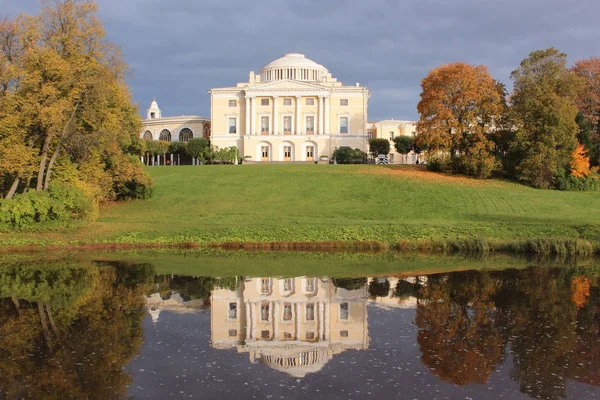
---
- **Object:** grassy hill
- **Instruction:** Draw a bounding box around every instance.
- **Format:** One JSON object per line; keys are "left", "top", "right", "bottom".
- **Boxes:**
{"left": 2, "top": 164, "right": 600, "bottom": 252}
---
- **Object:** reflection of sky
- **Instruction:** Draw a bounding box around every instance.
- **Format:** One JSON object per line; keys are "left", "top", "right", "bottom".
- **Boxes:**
{"left": 125, "top": 305, "right": 599, "bottom": 399}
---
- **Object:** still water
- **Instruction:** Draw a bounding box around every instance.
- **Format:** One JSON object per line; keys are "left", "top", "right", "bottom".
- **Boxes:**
{"left": 0, "top": 256, "right": 598, "bottom": 399}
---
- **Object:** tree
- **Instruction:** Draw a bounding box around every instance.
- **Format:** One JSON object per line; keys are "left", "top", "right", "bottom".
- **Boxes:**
{"left": 572, "top": 57, "right": 600, "bottom": 167}
{"left": 509, "top": 48, "right": 581, "bottom": 188}
{"left": 570, "top": 143, "right": 598, "bottom": 178}
{"left": 0, "top": 0, "right": 153, "bottom": 203}
{"left": 368, "top": 138, "right": 390, "bottom": 156}
{"left": 415, "top": 62, "right": 503, "bottom": 178}
{"left": 393, "top": 136, "right": 412, "bottom": 155}
{"left": 186, "top": 137, "right": 210, "bottom": 163}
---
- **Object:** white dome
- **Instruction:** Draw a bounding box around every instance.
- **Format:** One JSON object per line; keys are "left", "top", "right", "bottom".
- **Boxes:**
{"left": 262, "top": 53, "right": 328, "bottom": 71}
{"left": 260, "top": 53, "right": 328, "bottom": 82}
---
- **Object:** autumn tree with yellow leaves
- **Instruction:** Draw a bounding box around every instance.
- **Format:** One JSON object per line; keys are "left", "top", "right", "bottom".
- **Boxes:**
{"left": 0, "top": 1, "right": 152, "bottom": 223}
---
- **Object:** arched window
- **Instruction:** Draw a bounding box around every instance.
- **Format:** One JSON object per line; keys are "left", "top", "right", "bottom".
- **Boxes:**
{"left": 143, "top": 130, "right": 153, "bottom": 140}
{"left": 179, "top": 128, "right": 193, "bottom": 142}
{"left": 159, "top": 129, "right": 171, "bottom": 142}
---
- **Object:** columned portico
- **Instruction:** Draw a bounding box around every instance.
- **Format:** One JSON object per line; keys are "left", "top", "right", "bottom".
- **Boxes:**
{"left": 245, "top": 96, "right": 250, "bottom": 135}
{"left": 318, "top": 96, "right": 324, "bottom": 135}
{"left": 324, "top": 96, "right": 330, "bottom": 135}
{"left": 295, "top": 96, "right": 301, "bottom": 135}
{"left": 273, "top": 96, "right": 279, "bottom": 135}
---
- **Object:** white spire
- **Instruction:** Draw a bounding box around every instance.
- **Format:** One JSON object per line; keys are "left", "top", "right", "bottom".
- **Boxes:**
{"left": 147, "top": 97, "right": 161, "bottom": 120}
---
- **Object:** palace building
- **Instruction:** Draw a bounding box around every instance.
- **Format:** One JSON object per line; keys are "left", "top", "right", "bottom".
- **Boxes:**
{"left": 208, "top": 53, "right": 370, "bottom": 162}
{"left": 140, "top": 98, "right": 210, "bottom": 143}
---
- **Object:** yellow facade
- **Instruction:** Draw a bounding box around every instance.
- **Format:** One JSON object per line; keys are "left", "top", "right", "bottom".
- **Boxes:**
{"left": 366, "top": 119, "right": 422, "bottom": 164}
{"left": 209, "top": 53, "right": 370, "bottom": 162}
{"left": 210, "top": 276, "right": 369, "bottom": 377}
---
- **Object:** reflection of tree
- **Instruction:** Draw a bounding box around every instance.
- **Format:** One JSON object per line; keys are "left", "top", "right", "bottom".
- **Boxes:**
{"left": 151, "top": 275, "right": 240, "bottom": 305}
{"left": 368, "top": 278, "right": 390, "bottom": 297}
{"left": 497, "top": 267, "right": 579, "bottom": 400}
{"left": 415, "top": 272, "right": 504, "bottom": 385}
{"left": 332, "top": 277, "right": 367, "bottom": 291}
{"left": 0, "top": 261, "right": 155, "bottom": 399}
{"left": 414, "top": 266, "right": 600, "bottom": 399}
{"left": 392, "top": 279, "right": 422, "bottom": 300}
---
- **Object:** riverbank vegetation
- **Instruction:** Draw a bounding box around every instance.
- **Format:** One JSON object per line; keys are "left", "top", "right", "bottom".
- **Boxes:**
{"left": 1, "top": 165, "right": 599, "bottom": 255}
{"left": 0, "top": 1, "right": 153, "bottom": 229}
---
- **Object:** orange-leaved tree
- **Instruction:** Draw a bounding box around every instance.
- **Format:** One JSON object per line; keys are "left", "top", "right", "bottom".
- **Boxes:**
{"left": 571, "top": 143, "right": 598, "bottom": 178}
{"left": 416, "top": 62, "right": 504, "bottom": 178}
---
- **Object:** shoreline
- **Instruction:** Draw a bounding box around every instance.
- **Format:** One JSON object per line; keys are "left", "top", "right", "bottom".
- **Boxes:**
{"left": 1, "top": 236, "right": 598, "bottom": 257}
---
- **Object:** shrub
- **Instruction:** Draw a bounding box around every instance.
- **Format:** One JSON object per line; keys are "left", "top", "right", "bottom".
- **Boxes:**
{"left": 333, "top": 147, "right": 366, "bottom": 164}
{"left": 368, "top": 138, "right": 390, "bottom": 156}
{"left": 0, "top": 183, "right": 94, "bottom": 229}
{"left": 554, "top": 167, "right": 600, "bottom": 191}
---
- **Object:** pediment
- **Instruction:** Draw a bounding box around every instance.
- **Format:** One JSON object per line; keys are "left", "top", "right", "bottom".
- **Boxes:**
{"left": 246, "top": 79, "right": 329, "bottom": 93}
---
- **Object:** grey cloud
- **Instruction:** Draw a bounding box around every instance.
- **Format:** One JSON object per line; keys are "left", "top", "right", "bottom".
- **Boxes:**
{"left": 5, "top": 0, "right": 600, "bottom": 121}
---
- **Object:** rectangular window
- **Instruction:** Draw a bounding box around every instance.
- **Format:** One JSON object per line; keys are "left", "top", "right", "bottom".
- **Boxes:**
{"left": 261, "top": 116, "right": 269, "bottom": 134}
{"left": 228, "top": 117, "right": 237, "bottom": 134}
{"left": 261, "top": 98, "right": 269, "bottom": 106}
{"left": 283, "top": 303, "right": 292, "bottom": 321}
{"left": 306, "top": 278, "right": 315, "bottom": 293}
{"left": 306, "top": 98, "right": 314, "bottom": 106}
{"left": 340, "top": 303, "right": 349, "bottom": 320}
{"left": 261, "top": 330, "right": 270, "bottom": 339}
{"left": 306, "top": 116, "right": 315, "bottom": 134}
{"left": 261, "top": 302, "right": 270, "bottom": 321}
{"left": 340, "top": 330, "right": 349, "bottom": 338}
{"left": 283, "top": 116, "right": 292, "bottom": 133}
{"left": 283, "top": 278, "right": 293, "bottom": 291}
{"left": 367, "top": 132, "right": 374, "bottom": 140}
{"left": 283, "top": 98, "right": 292, "bottom": 106}
{"left": 284, "top": 332, "right": 292, "bottom": 340}
{"left": 340, "top": 99, "right": 348, "bottom": 106}
{"left": 229, "top": 329, "right": 237, "bottom": 337}
{"left": 340, "top": 117, "right": 348, "bottom": 134}
{"left": 306, "top": 303, "right": 315, "bottom": 321}
{"left": 228, "top": 303, "right": 237, "bottom": 319}
{"left": 306, "top": 332, "right": 315, "bottom": 340}
{"left": 261, "top": 278, "right": 270, "bottom": 294}
{"left": 150, "top": 112, "right": 155, "bottom": 119}
{"left": 390, "top": 131, "right": 395, "bottom": 140}
{"left": 228, "top": 100, "right": 237, "bottom": 107}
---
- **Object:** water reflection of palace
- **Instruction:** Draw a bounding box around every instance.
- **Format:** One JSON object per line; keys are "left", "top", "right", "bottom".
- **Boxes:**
{"left": 211, "top": 277, "right": 369, "bottom": 377}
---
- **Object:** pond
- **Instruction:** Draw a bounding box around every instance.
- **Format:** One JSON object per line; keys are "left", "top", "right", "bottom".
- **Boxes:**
{"left": 0, "top": 251, "right": 598, "bottom": 399}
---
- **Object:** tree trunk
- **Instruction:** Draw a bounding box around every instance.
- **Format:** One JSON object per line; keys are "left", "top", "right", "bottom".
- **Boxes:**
{"left": 46, "top": 304, "right": 60, "bottom": 340}
{"left": 4, "top": 175, "right": 20, "bottom": 199}
{"left": 36, "top": 134, "right": 52, "bottom": 190}
{"left": 11, "top": 294, "right": 21, "bottom": 316}
{"left": 38, "top": 302, "right": 53, "bottom": 353}
{"left": 43, "top": 104, "right": 80, "bottom": 190}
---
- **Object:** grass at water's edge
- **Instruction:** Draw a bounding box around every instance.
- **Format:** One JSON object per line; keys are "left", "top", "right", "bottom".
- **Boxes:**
{"left": 1, "top": 236, "right": 599, "bottom": 257}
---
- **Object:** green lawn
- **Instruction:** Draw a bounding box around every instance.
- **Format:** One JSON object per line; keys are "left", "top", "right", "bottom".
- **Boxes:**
{"left": 2, "top": 164, "right": 600, "bottom": 248}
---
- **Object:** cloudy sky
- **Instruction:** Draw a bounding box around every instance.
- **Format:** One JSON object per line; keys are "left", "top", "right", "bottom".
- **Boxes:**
{"left": 5, "top": 0, "right": 599, "bottom": 121}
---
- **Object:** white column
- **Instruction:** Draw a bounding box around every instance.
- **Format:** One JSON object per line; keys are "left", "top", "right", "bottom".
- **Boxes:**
{"left": 324, "top": 302, "right": 330, "bottom": 341}
{"left": 295, "top": 96, "right": 301, "bottom": 135}
{"left": 318, "top": 96, "right": 324, "bottom": 135}
{"left": 273, "top": 302, "right": 279, "bottom": 340}
{"left": 318, "top": 302, "right": 325, "bottom": 341}
{"left": 295, "top": 303, "right": 301, "bottom": 340}
{"left": 250, "top": 97, "right": 255, "bottom": 135}
{"left": 245, "top": 96, "right": 250, "bottom": 135}
{"left": 324, "top": 96, "right": 330, "bottom": 135}
{"left": 250, "top": 301, "right": 256, "bottom": 340}
{"left": 272, "top": 96, "right": 278, "bottom": 135}
{"left": 245, "top": 301, "right": 251, "bottom": 340}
